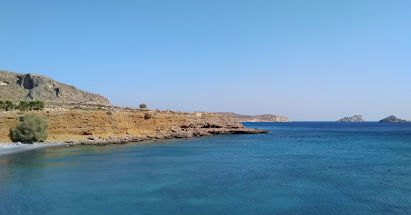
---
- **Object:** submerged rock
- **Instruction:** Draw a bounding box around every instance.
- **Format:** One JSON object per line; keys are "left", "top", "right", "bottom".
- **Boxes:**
{"left": 337, "top": 115, "right": 365, "bottom": 122}
{"left": 379, "top": 115, "right": 410, "bottom": 123}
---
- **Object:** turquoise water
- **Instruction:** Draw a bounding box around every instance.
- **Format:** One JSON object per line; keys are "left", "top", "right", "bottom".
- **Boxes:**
{"left": 1, "top": 122, "right": 411, "bottom": 214}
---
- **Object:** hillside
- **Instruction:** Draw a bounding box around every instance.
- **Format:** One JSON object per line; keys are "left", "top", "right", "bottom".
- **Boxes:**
{"left": 0, "top": 108, "right": 267, "bottom": 144}
{"left": 217, "top": 112, "right": 290, "bottom": 122}
{"left": 0, "top": 70, "right": 110, "bottom": 105}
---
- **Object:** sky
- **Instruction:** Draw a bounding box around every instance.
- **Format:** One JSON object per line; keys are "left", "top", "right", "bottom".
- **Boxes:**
{"left": 1, "top": 0, "right": 410, "bottom": 121}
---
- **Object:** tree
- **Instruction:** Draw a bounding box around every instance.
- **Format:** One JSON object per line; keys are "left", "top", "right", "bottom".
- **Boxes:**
{"left": 9, "top": 114, "right": 49, "bottom": 143}
{"left": 139, "top": 103, "right": 147, "bottom": 109}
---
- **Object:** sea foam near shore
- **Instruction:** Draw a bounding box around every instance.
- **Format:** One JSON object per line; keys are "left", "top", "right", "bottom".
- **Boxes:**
{"left": 0, "top": 142, "right": 66, "bottom": 158}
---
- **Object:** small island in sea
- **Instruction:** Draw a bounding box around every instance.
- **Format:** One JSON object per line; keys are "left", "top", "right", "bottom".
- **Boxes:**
{"left": 379, "top": 115, "right": 410, "bottom": 123}
{"left": 337, "top": 115, "right": 365, "bottom": 122}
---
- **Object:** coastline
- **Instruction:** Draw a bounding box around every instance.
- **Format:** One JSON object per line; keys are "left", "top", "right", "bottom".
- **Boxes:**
{"left": 0, "top": 127, "right": 268, "bottom": 158}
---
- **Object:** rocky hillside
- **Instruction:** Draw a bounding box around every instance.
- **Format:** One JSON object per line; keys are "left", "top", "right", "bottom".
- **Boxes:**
{"left": 0, "top": 70, "right": 110, "bottom": 105}
{"left": 337, "top": 115, "right": 365, "bottom": 122}
{"left": 217, "top": 112, "right": 290, "bottom": 122}
{"left": 0, "top": 108, "right": 268, "bottom": 144}
{"left": 379, "top": 115, "right": 410, "bottom": 123}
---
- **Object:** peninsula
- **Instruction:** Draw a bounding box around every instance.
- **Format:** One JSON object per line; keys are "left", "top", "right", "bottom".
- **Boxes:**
{"left": 0, "top": 70, "right": 268, "bottom": 145}
{"left": 216, "top": 112, "right": 290, "bottom": 122}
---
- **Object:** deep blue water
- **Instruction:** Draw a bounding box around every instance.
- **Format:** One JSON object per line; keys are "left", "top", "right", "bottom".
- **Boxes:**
{"left": 1, "top": 122, "right": 411, "bottom": 215}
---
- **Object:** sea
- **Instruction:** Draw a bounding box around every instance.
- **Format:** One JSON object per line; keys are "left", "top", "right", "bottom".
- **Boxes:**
{"left": 0, "top": 122, "right": 410, "bottom": 215}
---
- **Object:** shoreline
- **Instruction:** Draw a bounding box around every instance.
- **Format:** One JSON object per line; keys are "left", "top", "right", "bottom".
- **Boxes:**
{"left": 0, "top": 142, "right": 68, "bottom": 159}
{"left": 0, "top": 128, "right": 269, "bottom": 158}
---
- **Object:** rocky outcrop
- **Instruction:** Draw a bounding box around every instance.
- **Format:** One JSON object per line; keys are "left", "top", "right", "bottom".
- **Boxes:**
{"left": 337, "top": 115, "right": 365, "bottom": 122}
{"left": 0, "top": 109, "right": 268, "bottom": 144}
{"left": 216, "top": 112, "right": 290, "bottom": 122}
{"left": 0, "top": 70, "right": 111, "bottom": 105}
{"left": 379, "top": 115, "right": 410, "bottom": 123}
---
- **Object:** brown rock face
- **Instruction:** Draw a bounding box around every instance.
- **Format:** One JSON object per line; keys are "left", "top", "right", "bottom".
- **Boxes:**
{"left": 0, "top": 70, "right": 110, "bottom": 105}
{"left": 0, "top": 110, "right": 268, "bottom": 144}
{"left": 216, "top": 112, "right": 290, "bottom": 122}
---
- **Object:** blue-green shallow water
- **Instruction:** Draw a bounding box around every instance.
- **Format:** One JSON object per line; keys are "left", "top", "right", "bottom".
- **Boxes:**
{"left": 1, "top": 122, "right": 411, "bottom": 215}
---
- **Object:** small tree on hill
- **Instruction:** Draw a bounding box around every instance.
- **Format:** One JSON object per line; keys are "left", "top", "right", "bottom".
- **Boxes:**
{"left": 9, "top": 114, "right": 49, "bottom": 143}
{"left": 144, "top": 113, "right": 151, "bottom": 120}
{"left": 139, "top": 103, "right": 147, "bottom": 109}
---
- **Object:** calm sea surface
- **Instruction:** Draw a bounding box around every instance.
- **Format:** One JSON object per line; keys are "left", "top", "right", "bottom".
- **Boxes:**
{"left": 1, "top": 122, "right": 410, "bottom": 215}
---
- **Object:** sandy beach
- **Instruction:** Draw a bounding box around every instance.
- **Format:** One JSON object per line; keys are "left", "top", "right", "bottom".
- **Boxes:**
{"left": 0, "top": 142, "right": 67, "bottom": 158}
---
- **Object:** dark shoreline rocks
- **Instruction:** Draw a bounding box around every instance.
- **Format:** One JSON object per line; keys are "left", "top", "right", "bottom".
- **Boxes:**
{"left": 379, "top": 115, "right": 410, "bottom": 123}
{"left": 65, "top": 128, "right": 269, "bottom": 146}
{"left": 337, "top": 115, "right": 365, "bottom": 122}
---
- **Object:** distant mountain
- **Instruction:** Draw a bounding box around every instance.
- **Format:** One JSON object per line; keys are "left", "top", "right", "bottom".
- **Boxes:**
{"left": 0, "top": 70, "right": 110, "bottom": 105}
{"left": 379, "top": 115, "right": 410, "bottom": 123}
{"left": 337, "top": 115, "right": 365, "bottom": 122}
{"left": 216, "top": 112, "right": 290, "bottom": 122}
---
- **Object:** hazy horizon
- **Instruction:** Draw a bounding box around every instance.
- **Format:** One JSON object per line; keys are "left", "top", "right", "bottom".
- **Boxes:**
{"left": 1, "top": 1, "right": 410, "bottom": 121}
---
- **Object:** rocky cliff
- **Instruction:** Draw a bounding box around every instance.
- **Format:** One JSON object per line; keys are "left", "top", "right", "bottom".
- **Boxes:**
{"left": 0, "top": 108, "right": 268, "bottom": 144}
{"left": 217, "top": 112, "right": 290, "bottom": 122}
{"left": 337, "top": 115, "right": 365, "bottom": 122}
{"left": 379, "top": 115, "right": 410, "bottom": 123}
{"left": 0, "top": 70, "right": 110, "bottom": 105}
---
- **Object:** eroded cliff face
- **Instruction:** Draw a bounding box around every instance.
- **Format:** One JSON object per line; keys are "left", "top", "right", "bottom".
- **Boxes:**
{"left": 0, "top": 70, "right": 110, "bottom": 105}
{"left": 0, "top": 109, "right": 267, "bottom": 144}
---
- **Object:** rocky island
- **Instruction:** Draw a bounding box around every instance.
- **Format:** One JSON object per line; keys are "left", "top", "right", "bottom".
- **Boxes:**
{"left": 0, "top": 70, "right": 268, "bottom": 145}
{"left": 379, "top": 115, "right": 410, "bottom": 123}
{"left": 216, "top": 112, "right": 290, "bottom": 122}
{"left": 337, "top": 115, "right": 365, "bottom": 122}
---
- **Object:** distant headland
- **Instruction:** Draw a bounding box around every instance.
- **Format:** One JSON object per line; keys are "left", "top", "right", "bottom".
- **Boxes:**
{"left": 216, "top": 112, "right": 290, "bottom": 122}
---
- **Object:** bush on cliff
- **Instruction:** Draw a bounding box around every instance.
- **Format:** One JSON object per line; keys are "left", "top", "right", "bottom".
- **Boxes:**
{"left": 28, "top": 101, "right": 45, "bottom": 110}
{"left": 5, "top": 100, "right": 15, "bottom": 111}
{"left": 144, "top": 113, "right": 151, "bottom": 120}
{"left": 0, "top": 100, "right": 45, "bottom": 111}
{"left": 139, "top": 103, "right": 147, "bottom": 108}
{"left": 9, "top": 114, "right": 48, "bottom": 143}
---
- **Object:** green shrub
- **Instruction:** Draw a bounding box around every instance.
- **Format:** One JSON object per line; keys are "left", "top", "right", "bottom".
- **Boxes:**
{"left": 144, "top": 113, "right": 151, "bottom": 120}
{"left": 5, "top": 100, "right": 15, "bottom": 111}
{"left": 139, "top": 103, "right": 147, "bottom": 109}
{"left": 9, "top": 114, "right": 49, "bottom": 143}
{"left": 18, "top": 101, "right": 29, "bottom": 111}
{"left": 28, "top": 101, "right": 45, "bottom": 110}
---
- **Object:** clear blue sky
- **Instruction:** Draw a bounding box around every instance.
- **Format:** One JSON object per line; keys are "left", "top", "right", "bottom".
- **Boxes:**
{"left": 1, "top": 0, "right": 410, "bottom": 121}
